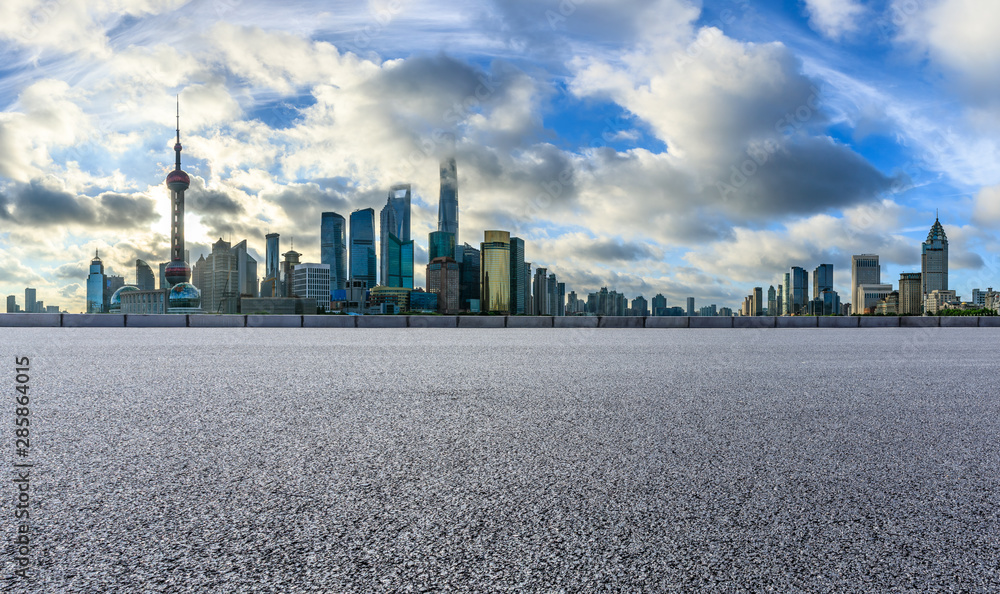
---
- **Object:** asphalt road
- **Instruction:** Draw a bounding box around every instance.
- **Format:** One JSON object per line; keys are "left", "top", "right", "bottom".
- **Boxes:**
{"left": 3, "top": 328, "right": 998, "bottom": 592}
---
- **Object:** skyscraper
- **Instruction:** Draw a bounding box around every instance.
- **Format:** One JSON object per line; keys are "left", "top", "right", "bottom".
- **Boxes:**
{"left": 321, "top": 212, "right": 347, "bottom": 293}
{"left": 438, "top": 157, "right": 458, "bottom": 241}
{"left": 292, "top": 263, "right": 331, "bottom": 311}
{"left": 480, "top": 230, "right": 511, "bottom": 313}
{"left": 767, "top": 285, "right": 776, "bottom": 316}
{"left": 788, "top": 267, "right": 809, "bottom": 315}
{"left": 851, "top": 255, "right": 880, "bottom": 315}
{"left": 651, "top": 293, "right": 667, "bottom": 316}
{"left": 686, "top": 297, "right": 695, "bottom": 316}
{"left": 86, "top": 250, "right": 104, "bottom": 313}
{"left": 899, "top": 272, "right": 923, "bottom": 316}
{"left": 231, "top": 239, "right": 258, "bottom": 298}
{"left": 349, "top": 209, "right": 376, "bottom": 289}
{"left": 459, "top": 243, "right": 481, "bottom": 312}
{"left": 264, "top": 233, "right": 280, "bottom": 294}
{"left": 282, "top": 248, "right": 302, "bottom": 298}
{"left": 6, "top": 295, "right": 16, "bottom": 313}
{"left": 24, "top": 288, "right": 36, "bottom": 314}
{"left": 380, "top": 184, "right": 411, "bottom": 286}
{"left": 509, "top": 237, "right": 526, "bottom": 315}
{"left": 813, "top": 264, "right": 833, "bottom": 297}
{"left": 533, "top": 268, "right": 549, "bottom": 315}
{"left": 427, "top": 257, "right": 460, "bottom": 314}
{"left": 136, "top": 259, "right": 156, "bottom": 291}
{"left": 429, "top": 231, "right": 456, "bottom": 262}
{"left": 921, "top": 216, "right": 948, "bottom": 301}
{"left": 193, "top": 238, "right": 239, "bottom": 314}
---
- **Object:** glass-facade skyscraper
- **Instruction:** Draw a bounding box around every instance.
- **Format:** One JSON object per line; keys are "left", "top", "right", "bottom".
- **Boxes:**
{"left": 350, "top": 208, "right": 376, "bottom": 289}
{"left": 321, "top": 212, "right": 347, "bottom": 293}
{"left": 429, "top": 231, "right": 456, "bottom": 262}
{"left": 384, "top": 234, "right": 414, "bottom": 289}
{"left": 380, "top": 185, "right": 411, "bottom": 287}
{"left": 480, "top": 230, "right": 511, "bottom": 313}
{"left": 86, "top": 250, "right": 104, "bottom": 313}
{"left": 921, "top": 217, "right": 948, "bottom": 299}
{"left": 787, "top": 266, "right": 809, "bottom": 315}
{"left": 509, "top": 237, "right": 526, "bottom": 315}
{"left": 438, "top": 158, "right": 458, "bottom": 241}
{"left": 459, "top": 243, "right": 480, "bottom": 311}
{"left": 813, "top": 264, "right": 833, "bottom": 298}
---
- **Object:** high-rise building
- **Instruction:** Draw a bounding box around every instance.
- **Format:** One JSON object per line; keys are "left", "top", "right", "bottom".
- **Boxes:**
{"left": 851, "top": 255, "right": 880, "bottom": 315}
{"left": 480, "top": 230, "right": 511, "bottom": 313}
{"left": 426, "top": 257, "right": 460, "bottom": 314}
{"left": 262, "top": 232, "right": 280, "bottom": 296}
{"left": 192, "top": 238, "right": 241, "bottom": 314}
{"left": 349, "top": 209, "right": 376, "bottom": 289}
{"left": 899, "top": 272, "right": 922, "bottom": 315}
{"left": 437, "top": 157, "right": 458, "bottom": 241}
{"left": 921, "top": 216, "right": 948, "bottom": 301}
{"left": 651, "top": 294, "right": 667, "bottom": 316}
{"left": 787, "top": 267, "right": 809, "bottom": 315}
{"left": 813, "top": 264, "right": 833, "bottom": 297}
{"left": 767, "top": 285, "right": 776, "bottom": 316}
{"left": 429, "top": 231, "right": 456, "bottom": 262}
{"left": 292, "top": 263, "right": 331, "bottom": 311}
{"left": 103, "top": 275, "right": 124, "bottom": 313}
{"left": 86, "top": 250, "right": 104, "bottom": 313}
{"left": 776, "top": 284, "right": 784, "bottom": 315}
{"left": 509, "top": 237, "right": 526, "bottom": 314}
{"left": 533, "top": 268, "right": 550, "bottom": 315}
{"left": 380, "top": 184, "right": 412, "bottom": 286}
{"left": 136, "top": 259, "right": 156, "bottom": 291}
{"left": 631, "top": 295, "right": 649, "bottom": 316}
{"left": 858, "top": 283, "right": 894, "bottom": 314}
{"left": 523, "top": 262, "right": 532, "bottom": 316}
{"left": 686, "top": 297, "right": 695, "bottom": 316}
{"left": 751, "top": 287, "right": 763, "bottom": 316}
{"left": 231, "top": 240, "right": 258, "bottom": 298}
{"left": 282, "top": 249, "right": 302, "bottom": 298}
{"left": 7, "top": 295, "right": 17, "bottom": 313}
{"left": 321, "top": 212, "right": 347, "bottom": 293}
{"left": 458, "top": 243, "right": 480, "bottom": 312}
{"left": 24, "top": 288, "right": 36, "bottom": 313}
{"left": 557, "top": 282, "right": 566, "bottom": 316}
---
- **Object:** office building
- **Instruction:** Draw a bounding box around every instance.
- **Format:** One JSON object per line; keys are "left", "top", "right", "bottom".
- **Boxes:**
{"left": 899, "top": 273, "right": 922, "bottom": 315}
{"left": 686, "top": 297, "right": 695, "bottom": 316}
{"left": 103, "top": 275, "right": 124, "bottom": 313}
{"left": 851, "top": 255, "right": 880, "bottom": 315}
{"left": 349, "top": 209, "right": 377, "bottom": 289}
{"left": 631, "top": 295, "right": 649, "bottom": 316}
{"left": 437, "top": 157, "right": 458, "bottom": 240}
{"left": 972, "top": 288, "right": 989, "bottom": 308}
{"left": 7, "top": 295, "right": 17, "bottom": 313}
{"left": 192, "top": 238, "right": 241, "bottom": 314}
{"left": 262, "top": 232, "right": 280, "bottom": 296}
{"left": 767, "top": 285, "right": 776, "bottom": 316}
{"left": 858, "top": 283, "right": 894, "bottom": 314}
{"left": 813, "top": 264, "right": 833, "bottom": 298}
{"left": 380, "top": 184, "right": 412, "bottom": 286}
{"left": 369, "top": 286, "right": 411, "bottom": 313}
{"left": 875, "top": 292, "right": 899, "bottom": 315}
{"left": 429, "top": 231, "right": 456, "bottom": 262}
{"left": 281, "top": 249, "right": 301, "bottom": 298}
{"left": 292, "top": 263, "right": 331, "bottom": 311}
{"left": 533, "top": 268, "right": 550, "bottom": 315}
{"left": 458, "top": 243, "right": 480, "bottom": 312}
{"left": 509, "top": 237, "right": 526, "bottom": 314}
{"left": 136, "top": 259, "right": 156, "bottom": 291}
{"left": 24, "top": 288, "right": 36, "bottom": 313}
{"left": 557, "top": 282, "right": 566, "bottom": 317}
{"left": 86, "top": 250, "right": 104, "bottom": 313}
{"left": 321, "top": 212, "right": 347, "bottom": 292}
{"left": 925, "top": 289, "right": 959, "bottom": 314}
{"left": 651, "top": 294, "right": 667, "bottom": 315}
{"left": 922, "top": 216, "right": 948, "bottom": 300}
{"left": 786, "top": 267, "right": 809, "bottom": 315}
{"left": 427, "top": 257, "right": 460, "bottom": 314}
{"left": 480, "top": 230, "right": 511, "bottom": 313}
{"left": 231, "top": 239, "right": 258, "bottom": 299}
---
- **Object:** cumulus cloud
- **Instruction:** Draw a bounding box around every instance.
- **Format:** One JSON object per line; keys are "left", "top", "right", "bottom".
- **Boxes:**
{"left": 802, "top": 0, "right": 865, "bottom": 40}
{"left": 0, "top": 179, "right": 158, "bottom": 229}
{"left": 972, "top": 185, "right": 1000, "bottom": 226}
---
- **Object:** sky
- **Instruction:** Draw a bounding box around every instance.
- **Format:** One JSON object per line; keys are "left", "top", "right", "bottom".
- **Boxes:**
{"left": 1, "top": 0, "right": 998, "bottom": 313}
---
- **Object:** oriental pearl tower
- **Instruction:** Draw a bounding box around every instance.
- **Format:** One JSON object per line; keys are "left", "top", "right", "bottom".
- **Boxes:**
{"left": 163, "top": 97, "right": 201, "bottom": 311}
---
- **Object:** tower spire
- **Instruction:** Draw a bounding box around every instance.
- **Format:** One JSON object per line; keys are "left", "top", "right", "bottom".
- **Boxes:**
{"left": 174, "top": 95, "right": 182, "bottom": 171}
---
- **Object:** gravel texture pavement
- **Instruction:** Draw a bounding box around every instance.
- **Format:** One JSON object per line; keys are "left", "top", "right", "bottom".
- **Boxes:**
{"left": 2, "top": 328, "right": 998, "bottom": 592}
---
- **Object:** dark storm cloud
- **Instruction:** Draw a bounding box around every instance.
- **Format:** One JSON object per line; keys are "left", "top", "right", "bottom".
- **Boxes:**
{"left": 577, "top": 239, "right": 660, "bottom": 262}
{"left": 718, "top": 136, "right": 900, "bottom": 219}
{"left": 97, "top": 192, "right": 158, "bottom": 228}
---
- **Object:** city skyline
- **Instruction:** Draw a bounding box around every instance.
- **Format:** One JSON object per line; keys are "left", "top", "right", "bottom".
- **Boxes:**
{"left": 1, "top": 1, "right": 999, "bottom": 312}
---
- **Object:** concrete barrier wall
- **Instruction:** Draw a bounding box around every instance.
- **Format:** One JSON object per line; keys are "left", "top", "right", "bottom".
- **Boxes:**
{"left": 859, "top": 317, "right": 900, "bottom": 328}
{"left": 63, "top": 314, "right": 125, "bottom": 327}
{"left": 356, "top": 316, "right": 407, "bottom": 328}
{"left": 458, "top": 316, "right": 506, "bottom": 328}
{"left": 188, "top": 315, "right": 246, "bottom": 328}
{"left": 508, "top": 317, "right": 553, "bottom": 328}
{"left": 901, "top": 317, "right": 939, "bottom": 328}
{"left": 980, "top": 317, "right": 1000, "bottom": 327}
{"left": 247, "top": 315, "right": 301, "bottom": 328}
{"left": 303, "top": 316, "right": 357, "bottom": 328}
{"left": 0, "top": 313, "right": 61, "bottom": 327}
{"left": 599, "top": 317, "right": 644, "bottom": 328}
{"left": 408, "top": 316, "right": 459, "bottom": 328}
{"left": 690, "top": 317, "right": 734, "bottom": 328}
{"left": 735, "top": 317, "right": 776, "bottom": 329}
{"left": 555, "top": 317, "right": 598, "bottom": 328}
{"left": 819, "top": 317, "right": 858, "bottom": 328}
{"left": 126, "top": 314, "right": 186, "bottom": 328}
{"left": 646, "top": 317, "right": 689, "bottom": 328}
{"left": 940, "top": 317, "right": 980, "bottom": 327}
{"left": 777, "top": 317, "right": 818, "bottom": 328}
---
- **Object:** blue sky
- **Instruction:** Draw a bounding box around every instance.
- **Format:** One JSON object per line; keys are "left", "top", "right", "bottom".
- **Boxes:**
{"left": 1, "top": 0, "right": 998, "bottom": 312}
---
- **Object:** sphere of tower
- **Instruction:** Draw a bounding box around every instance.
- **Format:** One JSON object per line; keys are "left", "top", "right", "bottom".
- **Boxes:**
{"left": 164, "top": 260, "right": 191, "bottom": 286}
{"left": 168, "top": 282, "right": 201, "bottom": 309}
{"left": 166, "top": 169, "right": 190, "bottom": 192}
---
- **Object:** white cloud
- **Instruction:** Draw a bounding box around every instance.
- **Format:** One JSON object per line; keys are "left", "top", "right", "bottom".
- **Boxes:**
{"left": 802, "top": 0, "right": 865, "bottom": 40}
{"left": 972, "top": 185, "right": 1000, "bottom": 227}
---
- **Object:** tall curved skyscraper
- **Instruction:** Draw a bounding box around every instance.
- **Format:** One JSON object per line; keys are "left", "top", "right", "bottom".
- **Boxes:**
{"left": 437, "top": 158, "right": 458, "bottom": 242}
